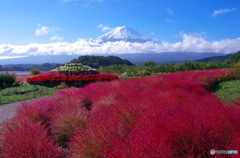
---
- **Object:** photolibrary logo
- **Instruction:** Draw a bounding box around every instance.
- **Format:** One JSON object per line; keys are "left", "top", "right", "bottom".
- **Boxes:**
{"left": 210, "top": 149, "right": 238, "bottom": 155}
{"left": 210, "top": 149, "right": 215, "bottom": 155}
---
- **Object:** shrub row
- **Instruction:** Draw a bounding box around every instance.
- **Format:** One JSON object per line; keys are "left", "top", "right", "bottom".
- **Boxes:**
{"left": 1, "top": 68, "right": 239, "bottom": 158}
{"left": 98, "top": 61, "right": 235, "bottom": 74}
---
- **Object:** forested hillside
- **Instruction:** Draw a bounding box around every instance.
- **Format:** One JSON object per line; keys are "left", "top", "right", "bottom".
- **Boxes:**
{"left": 195, "top": 51, "right": 240, "bottom": 63}
{"left": 195, "top": 54, "right": 232, "bottom": 62}
{"left": 225, "top": 51, "right": 240, "bottom": 63}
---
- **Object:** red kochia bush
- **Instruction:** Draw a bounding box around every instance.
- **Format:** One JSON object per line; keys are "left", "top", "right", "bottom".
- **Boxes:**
{"left": 1, "top": 119, "right": 63, "bottom": 158}
{"left": 1, "top": 68, "right": 239, "bottom": 158}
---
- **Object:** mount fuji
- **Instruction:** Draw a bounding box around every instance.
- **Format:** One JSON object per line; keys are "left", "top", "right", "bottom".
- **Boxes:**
{"left": 96, "top": 26, "right": 153, "bottom": 43}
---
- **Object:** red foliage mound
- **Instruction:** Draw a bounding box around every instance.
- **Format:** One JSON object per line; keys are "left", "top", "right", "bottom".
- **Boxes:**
{"left": 27, "top": 71, "right": 118, "bottom": 83}
{"left": 1, "top": 68, "right": 239, "bottom": 158}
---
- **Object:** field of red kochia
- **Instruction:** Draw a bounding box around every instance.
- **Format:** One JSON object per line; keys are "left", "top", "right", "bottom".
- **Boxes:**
{"left": 1, "top": 68, "right": 239, "bottom": 158}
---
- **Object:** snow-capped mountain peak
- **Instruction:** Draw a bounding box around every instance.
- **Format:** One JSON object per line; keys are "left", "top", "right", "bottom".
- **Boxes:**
{"left": 96, "top": 26, "right": 152, "bottom": 43}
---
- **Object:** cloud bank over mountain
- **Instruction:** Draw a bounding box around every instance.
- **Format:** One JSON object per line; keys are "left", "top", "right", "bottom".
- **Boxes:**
{"left": 0, "top": 34, "right": 240, "bottom": 60}
{"left": 0, "top": 26, "right": 240, "bottom": 60}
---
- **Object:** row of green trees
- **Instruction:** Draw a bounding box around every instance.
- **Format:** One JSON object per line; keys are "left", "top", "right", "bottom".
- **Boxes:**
{"left": 97, "top": 51, "right": 240, "bottom": 74}
{"left": 98, "top": 61, "right": 236, "bottom": 74}
{"left": 144, "top": 61, "right": 235, "bottom": 73}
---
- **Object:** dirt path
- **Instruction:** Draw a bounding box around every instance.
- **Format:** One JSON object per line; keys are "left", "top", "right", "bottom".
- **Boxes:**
{"left": 0, "top": 96, "right": 52, "bottom": 125}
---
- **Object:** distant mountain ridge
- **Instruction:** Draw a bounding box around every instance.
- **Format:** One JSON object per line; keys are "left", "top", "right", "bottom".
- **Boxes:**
{"left": 0, "top": 52, "right": 228, "bottom": 65}
{"left": 1, "top": 63, "right": 63, "bottom": 71}
{"left": 195, "top": 54, "right": 233, "bottom": 62}
{"left": 1, "top": 51, "right": 238, "bottom": 71}
{"left": 0, "top": 55, "right": 80, "bottom": 65}
{"left": 96, "top": 26, "right": 152, "bottom": 43}
{"left": 115, "top": 52, "right": 227, "bottom": 65}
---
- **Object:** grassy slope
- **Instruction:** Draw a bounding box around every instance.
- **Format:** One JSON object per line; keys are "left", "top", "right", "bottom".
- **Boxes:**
{"left": 214, "top": 80, "right": 240, "bottom": 101}
{"left": 0, "top": 83, "right": 58, "bottom": 104}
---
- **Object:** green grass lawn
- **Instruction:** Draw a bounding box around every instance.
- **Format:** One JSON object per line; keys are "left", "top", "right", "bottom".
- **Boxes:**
{"left": 120, "top": 72, "right": 169, "bottom": 79}
{"left": 0, "top": 83, "right": 59, "bottom": 104}
{"left": 214, "top": 80, "right": 240, "bottom": 101}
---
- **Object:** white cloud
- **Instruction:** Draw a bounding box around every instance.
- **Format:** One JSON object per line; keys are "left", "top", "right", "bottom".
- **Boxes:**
{"left": 35, "top": 26, "right": 51, "bottom": 36}
{"left": 166, "top": 8, "right": 173, "bottom": 15}
{"left": 0, "top": 56, "right": 27, "bottom": 60}
{"left": 35, "top": 25, "right": 63, "bottom": 41}
{"left": 97, "top": 24, "right": 112, "bottom": 32}
{"left": 50, "top": 35, "right": 63, "bottom": 41}
{"left": 212, "top": 8, "right": 237, "bottom": 17}
{"left": 1, "top": 34, "right": 240, "bottom": 59}
{"left": 35, "top": 25, "right": 62, "bottom": 36}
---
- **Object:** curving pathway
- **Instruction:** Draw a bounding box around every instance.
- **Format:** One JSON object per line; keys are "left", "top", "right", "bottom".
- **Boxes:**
{"left": 0, "top": 96, "right": 52, "bottom": 125}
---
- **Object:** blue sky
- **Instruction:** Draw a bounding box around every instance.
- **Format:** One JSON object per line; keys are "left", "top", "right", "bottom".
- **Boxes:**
{"left": 0, "top": 0, "right": 240, "bottom": 59}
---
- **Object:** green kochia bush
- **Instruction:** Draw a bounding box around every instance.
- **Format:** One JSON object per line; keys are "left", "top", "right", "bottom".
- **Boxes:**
{"left": 0, "top": 73, "right": 16, "bottom": 87}
{"left": 30, "top": 68, "right": 40, "bottom": 75}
